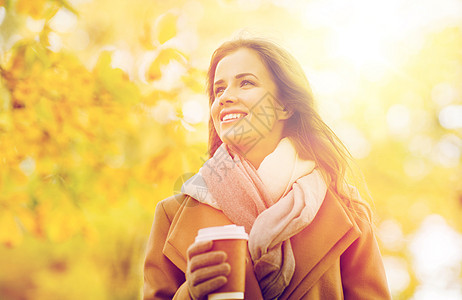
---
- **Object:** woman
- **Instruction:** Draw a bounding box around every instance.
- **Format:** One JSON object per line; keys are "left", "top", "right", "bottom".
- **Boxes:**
{"left": 143, "top": 37, "right": 391, "bottom": 299}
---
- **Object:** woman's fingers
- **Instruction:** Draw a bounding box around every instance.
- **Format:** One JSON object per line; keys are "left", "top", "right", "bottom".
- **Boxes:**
{"left": 190, "top": 276, "right": 228, "bottom": 299}
{"left": 187, "top": 240, "right": 228, "bottom": 272}
{"left": 189, "top": 250, "right": 227, "bottom": 272}
{"left": 189, "top": 262, "right": 231, "bottom": 286}
{"left": 187, "top": 240, "right": 213, "bottom": 259}
{"left": 186, "top": 240, "right": 231, "bottom": 300}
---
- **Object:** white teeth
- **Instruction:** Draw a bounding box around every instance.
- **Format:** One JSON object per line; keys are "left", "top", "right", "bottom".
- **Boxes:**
{"left": 222, "top": 113, "right": 245, "bottom": 121}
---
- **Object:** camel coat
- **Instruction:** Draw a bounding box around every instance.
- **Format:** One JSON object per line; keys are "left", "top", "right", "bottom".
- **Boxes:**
{"left": 143, "top": 189, "right": 391, "bottom": 299}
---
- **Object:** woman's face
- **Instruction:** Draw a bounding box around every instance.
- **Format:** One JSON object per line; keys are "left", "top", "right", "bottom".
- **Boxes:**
{"left": 211, "top": 48, "right": 289, "bottom": 154}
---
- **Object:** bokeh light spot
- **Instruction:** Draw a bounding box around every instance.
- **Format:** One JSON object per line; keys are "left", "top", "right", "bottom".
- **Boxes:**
{"left": 149, "top": 100, "right": 177, "bottom": 124}
{"left": 439, "top": 105, "right": 462, "bottom": 129}
{"left": 408, "top": 135, "right": 434, "bottom": 157}
{"left": 49, "top": 8, "right": 78, "bottom": 33}
{"left": 409, "top": 214, "right": 462, "bottom": 283}
{"left": 19, "top": 156, "right": 36, "bottom": 177}
{"left": 404, "top": 157, "right": 430, "bottom": 179}
{"left": 432, "top": 82, "right": 459, "bottom": 107}
{"left": 383, "top": 256, "right": 410, "bottom": 296}
{"left": 182, "top": 98, "right": 205, "bottom": 124}
{"left": 111, "top": 49, "right": 134, "bottom": 77}
{"left": 378, "top": 219, "right": 405, "bottom": 251}
{"left": 336, "top": 124, "right": 371, "bottom": 159}
{"left": 47, "top": 32, "right": 62, "bottom": 52}
{"left": 387, "top": 104, "right": 411, "bottom": 136}
{"left": 26, "top": 17, "right": 45, "bottom": 33}
{"left": 409, "top": 214, "right": 462, "bottom": 298}
{"left": 432, "top": 134, "right": 461, "bottom": 168}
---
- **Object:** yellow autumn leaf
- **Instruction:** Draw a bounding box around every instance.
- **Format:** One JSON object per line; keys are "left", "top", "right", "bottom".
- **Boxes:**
{"left": 93, "top": 51, "right": 141, "bottom": 104}
{"left": 0, "top": 211, "right": 23, "bottom": 247}
{"left": 16, "top": 207, "right": 36, "bottom": 233}
{"left": 153, "top": 12, "right": 178, "bottom": 45}
{"left": 147, "top": 48, "right": 187, "bottom": 81}
{"left": 182, "top": 67, "right": 206, "bottom": 94}
{"left": 16, "top": 0, "right": 47, "bottom": 19}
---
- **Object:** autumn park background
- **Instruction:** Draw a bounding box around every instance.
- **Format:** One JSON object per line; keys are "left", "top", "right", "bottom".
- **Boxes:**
{"left": 0, "top": 0, "right": 461, "bottom": 299}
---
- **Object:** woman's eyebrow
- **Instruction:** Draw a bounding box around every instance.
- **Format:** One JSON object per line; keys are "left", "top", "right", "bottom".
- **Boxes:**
{"left": 214, "top": 73, "right": 259, "bottom": 86}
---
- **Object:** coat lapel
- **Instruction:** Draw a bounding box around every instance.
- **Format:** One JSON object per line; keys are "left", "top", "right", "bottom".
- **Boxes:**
{"left": 281, "top": 189, "right": 361, "bottom": 299}
{"left": 163, "top": 195, "right": 232, "bottom": 272}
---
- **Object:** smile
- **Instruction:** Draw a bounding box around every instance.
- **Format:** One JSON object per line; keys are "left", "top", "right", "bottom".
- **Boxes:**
{"left": 221, "top": 113, "right": 247, "bottom": 122}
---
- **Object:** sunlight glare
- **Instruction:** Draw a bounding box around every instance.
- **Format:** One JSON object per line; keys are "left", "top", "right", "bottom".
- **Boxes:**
{"left": 47, "top": 32, "right": 63, "bottom": 52}
{"left": 149, "top": 100, "right": 177, "bottom": 124}
{"left": 182, "top": 97, "right": 205, "bottom": 124}
{"left": 409, "top": 214, "right": 462, "bottom": 299}
{"left": 409, "top": 215, "right": 462, "bottom": 286}
{"left": 330, "top": 23, "right": 386, "bottom": 69}
{"left": 154, "top": 60, "right": 187, "bottom": 91}
{"left": 383, "top": 256, "right": 410, "bottom": 296}
{"left": 335, "top": 124, "right": 371, "bottom": 159}
{"left": 439, "top": 105, "right": 462, "bottom": 130}
{"left": 378, "top": 219, "right": 405, "bottom": 251}
{"left": 432, "top": 83, "right": 459, "bottom": 107}
{"left": 49, "top": 8, "right": 78, "bottom": 33}
{"left": 111, "top": 49, "right": 135, "bottom": 78}
{"left": 432, "top": 134, "right": 462, "bottom": 168}
{"left": 26, "top": 17, "right": 45, "bottom": 33}
{"left": 386, "top": 104, "right": 411, "bottom": 137}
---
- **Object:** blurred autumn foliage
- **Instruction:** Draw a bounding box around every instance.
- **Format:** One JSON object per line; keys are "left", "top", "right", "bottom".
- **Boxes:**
{"left": 0, "top": 0, "right": 208, "bottom": 298}
{"left": 0, "top": 0, "right": 461, "bottom": 299}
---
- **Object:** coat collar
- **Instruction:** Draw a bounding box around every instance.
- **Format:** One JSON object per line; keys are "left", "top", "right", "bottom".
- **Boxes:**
{"left": 281, "top": 189, "right": 361, "bottom": 299}
{"left": 162, "top": 190, "right": 361, "bottom": 298}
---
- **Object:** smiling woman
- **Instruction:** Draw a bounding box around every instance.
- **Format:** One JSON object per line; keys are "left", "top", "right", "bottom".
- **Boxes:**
{"left": 210, "top": 48, "right": 291, "bottom": 168}
{"left": 143, "top": 37, "right": 392, "bottom": 299}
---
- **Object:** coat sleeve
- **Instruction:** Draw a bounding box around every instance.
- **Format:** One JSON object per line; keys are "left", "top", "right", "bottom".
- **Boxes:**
{"left": 143, "top": 200, "right": 192, "bottom": 300}
{"left": 340, "top": 204, "right": 392, "bottom": 300}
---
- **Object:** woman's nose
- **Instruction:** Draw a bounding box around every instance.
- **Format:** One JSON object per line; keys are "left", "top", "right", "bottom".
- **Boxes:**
{"left": 219, "top": 88, "right": 238, "bottom": 106}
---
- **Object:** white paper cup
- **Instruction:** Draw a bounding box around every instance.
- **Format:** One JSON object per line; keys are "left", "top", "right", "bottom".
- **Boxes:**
{"left": 195, "top": 225, "right": 249, "bottom": 300}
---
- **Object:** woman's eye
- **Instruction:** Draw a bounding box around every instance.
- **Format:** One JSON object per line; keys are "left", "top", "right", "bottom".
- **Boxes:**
{"left": 215, "top": 87, "right": 225, "bottom": 96}
{"left": 241, "top": 80, "right": 254, "bottom": 87}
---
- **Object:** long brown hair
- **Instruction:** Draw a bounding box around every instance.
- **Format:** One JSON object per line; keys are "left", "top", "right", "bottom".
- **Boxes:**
{"left": 206, "top": 37, "right": 369, "bottom": 209}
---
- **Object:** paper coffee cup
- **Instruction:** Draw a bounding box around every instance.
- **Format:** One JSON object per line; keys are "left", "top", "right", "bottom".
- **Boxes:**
{"left": 195, "top": 225, "right": 249, "bottom": 300}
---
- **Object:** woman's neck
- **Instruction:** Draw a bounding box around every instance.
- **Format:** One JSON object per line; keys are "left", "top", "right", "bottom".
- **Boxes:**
{"left": 237, "top": 136, "right": 283, "bottom": 169}
{"left": 227, "top": 120, "right": 286, "bottom": 169}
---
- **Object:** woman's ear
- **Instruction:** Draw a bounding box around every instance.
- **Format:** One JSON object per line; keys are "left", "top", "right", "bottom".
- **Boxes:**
{"left": 278, "top": 107, "right": 293, "bottom": 120}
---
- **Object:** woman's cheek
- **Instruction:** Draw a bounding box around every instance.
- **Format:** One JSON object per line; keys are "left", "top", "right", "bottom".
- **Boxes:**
{"left": 214, "top": 120, "right": 220, "bottom": 136}
{"left": 211, "top": 106, "right": 220, "bottom": 134}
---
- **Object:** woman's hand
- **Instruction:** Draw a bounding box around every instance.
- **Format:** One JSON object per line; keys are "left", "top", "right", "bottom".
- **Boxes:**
{"left": 186, "top": 240, "right": 231, "bottom": 300}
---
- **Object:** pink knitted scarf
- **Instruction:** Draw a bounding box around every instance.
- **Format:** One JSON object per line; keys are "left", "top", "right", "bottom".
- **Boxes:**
{"left": 182, "top": 138, "right": 327, "bottom": 299}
